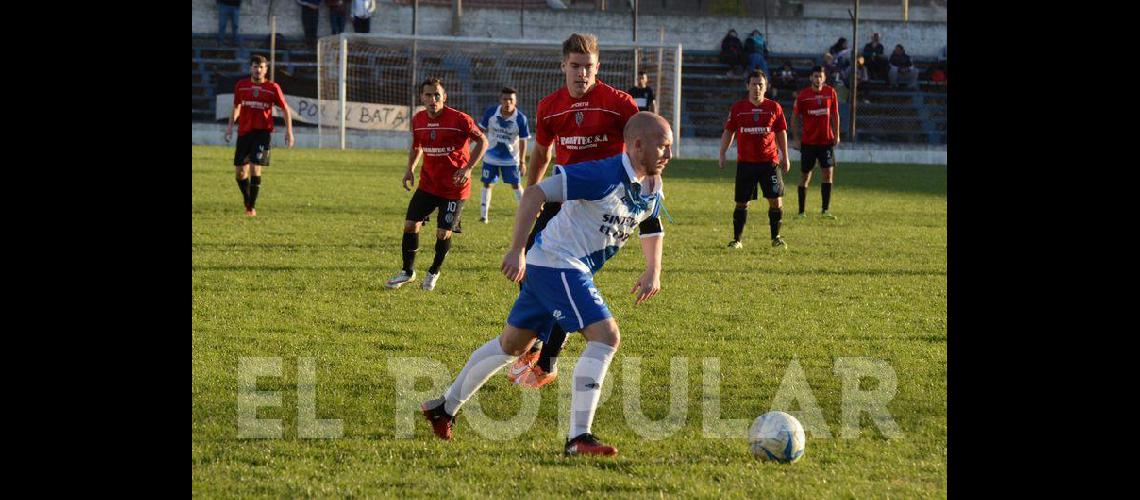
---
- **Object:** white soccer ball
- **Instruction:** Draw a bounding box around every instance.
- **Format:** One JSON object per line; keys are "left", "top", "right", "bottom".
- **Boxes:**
{"left": 749, "top": 411, "right": 806, "bottom": 463}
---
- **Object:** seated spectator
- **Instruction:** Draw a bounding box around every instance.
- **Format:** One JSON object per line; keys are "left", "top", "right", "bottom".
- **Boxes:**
{"left": 862, "top": 32, "right": 888, "bottom": 81}
{"left": 746, "top": 51, "right": 769, "bottom": 80}
{"left": 773, "top": 62, "right": 795, "bottom": 98}
{"left": 745, "top": 30, "right": 770, "bottom": 60}
{"left": 829, "top": 37, "right": 848, "bottom": 57}
{"left": 836, "top": 49, "right": 867, "bottom": 86}
{"left": 888, "top": 44, "right": 919, "bottom": 89}
{"left": 719, "top": 29, "right": 747, "bottom": 76}
{"left": 822, "top": 52, "right": 841, "bottom": 85}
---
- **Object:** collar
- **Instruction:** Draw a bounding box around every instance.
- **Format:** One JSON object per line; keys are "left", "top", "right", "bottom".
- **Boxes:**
{"left": 494, "top": 105, "right": 517, "bottom": 121}
{"left": 621, "top": 152, "right": 642, "bottom": 184}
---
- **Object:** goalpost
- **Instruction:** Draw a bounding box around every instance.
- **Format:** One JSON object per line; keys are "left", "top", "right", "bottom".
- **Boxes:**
{"left": 316, "top": 33, "right": 683, "bottom": 157}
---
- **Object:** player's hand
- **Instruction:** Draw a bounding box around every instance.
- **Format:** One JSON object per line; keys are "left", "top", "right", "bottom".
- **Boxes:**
{"left": 501, "top": 248, "right": 526, "bottom": 283}
{"left": 224, "top": 128, "right": 233, "bottom": 143}
{"left": 402, "top": 170, "right": 415, "bottom": 191}
{"left": 833, "top": 136, "right": 840, "bottom": 147}
{"left": 718, "top": 154, "right": 726, "bottom": 170}
{"left": 519, "top": 162, "right": 527, "bottom": 179}
{"left": 453, "top": 167, "right": 472, "bottom": 187}
{"left": 286, "top": 131, "right": 295, "bottom": 148}
{"left": 781, "top": 159, "right": 791, "bottom": 174}
{"left": 631, "top": 269, "right": 661, "bottom": 305}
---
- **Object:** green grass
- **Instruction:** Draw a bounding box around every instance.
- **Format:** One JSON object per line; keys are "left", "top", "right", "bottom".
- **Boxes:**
{"left": 192, "top": 145, "right": 946, "bottom": 497}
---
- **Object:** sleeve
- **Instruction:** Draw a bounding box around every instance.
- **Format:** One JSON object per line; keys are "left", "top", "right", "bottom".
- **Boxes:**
{"left": 466, "top": 113, "right": 483, "bottom": 140}
{"left": 272, "top": 83, "right": 288, "bottom": 109}
{"left": 516, "top": 112, "right": 531, "bottom": 139}
{"left": 536, "top": 173, "right": 565, "bottom": 202}
{"left": 723, "top": 106, "right": 736, "bottom": 132}
{"left": 562, "top": 162, "right": 618, "bottom": 201}
{"left": 638, "top": 215, "right": 663, "bottom": 238}
{"left": 478, "top": 106, "right": 492, "bottom": 130}
{"left": 534, "top": 100, "right": 554, "bottom": 148}
{"left": 773, "top": 104, "right": 787, "bottom": 132}
{"left": 830, "top": 89, "right": 840, "bottom": 117}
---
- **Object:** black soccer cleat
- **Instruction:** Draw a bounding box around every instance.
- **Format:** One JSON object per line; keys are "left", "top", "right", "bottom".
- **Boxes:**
{"left": 564, "top": 433, "right": 618, "bottom": 457}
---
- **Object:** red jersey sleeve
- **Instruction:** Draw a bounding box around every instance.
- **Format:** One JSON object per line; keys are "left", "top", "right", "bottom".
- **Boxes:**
{"left": 724, "top": 105, "right": 736, "bottom": 132}
{"left": 465, "top": 113, "right": 483, "bottom": 140}
{"left": 535, "top": 99, "right": 553, "bottom": 148}
{"left": 616, "top": 91, "right": 640, "bottom": 127}
{"left": 272, "top": 83, "right": 288, "bottom": 109}
{"left": 774, "top": 104, "right": 787, "bottom": 132}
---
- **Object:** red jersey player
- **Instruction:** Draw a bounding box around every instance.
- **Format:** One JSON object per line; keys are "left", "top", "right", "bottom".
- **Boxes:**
{"left": 508, "top": 32, "right": 640, "bottom": 392}
{"left": 225, "top": 55, "right": 294, "bottom": 216}
{"left": 385, "top": 78, "right": 489, "bottom": 291}
{"left": 719, "top": 69, "right": 790, "bottom": 249}
{"left": 790, "top": 65, "right": 841, "bottom": 219}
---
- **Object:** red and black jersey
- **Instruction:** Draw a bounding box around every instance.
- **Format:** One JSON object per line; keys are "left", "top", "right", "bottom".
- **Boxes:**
{"left": 792, "top": 85, "right": 840, "bottom": 146}
{"left": 411, "top": 106, "right": 484, "bottom": 200}
{"left": 233, "top": 79, "right": 288, "bottom": 136}
{"left": 724, "top": 98, "right": 787, "bottom": 163}
{"left": 535, "top": 80, "right": 640, "bottom": 166}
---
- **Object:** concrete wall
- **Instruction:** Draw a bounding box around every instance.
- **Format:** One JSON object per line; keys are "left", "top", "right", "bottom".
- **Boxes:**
{"left": 192, "top": 0, "right": 947, "bottom": 56}
{"left": 192, "top": 123, "right": 946, "bottom": 165}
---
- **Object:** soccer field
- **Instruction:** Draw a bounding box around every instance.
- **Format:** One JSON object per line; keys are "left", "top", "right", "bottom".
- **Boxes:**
{"left": 192, "top": 145, "right": 946, "bottom": 497}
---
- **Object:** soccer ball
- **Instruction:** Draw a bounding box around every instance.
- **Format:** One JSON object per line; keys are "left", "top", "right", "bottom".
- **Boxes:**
{"left": 749, "top": 411, "right": 806, "bottom": 463}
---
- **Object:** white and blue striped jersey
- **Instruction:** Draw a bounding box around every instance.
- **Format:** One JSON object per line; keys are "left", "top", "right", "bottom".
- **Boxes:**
{"left": 529, "top": 152, "right": 664, "bottom": 275}
{"left": 478, "top": 105, "right": 531, "bottom": 166}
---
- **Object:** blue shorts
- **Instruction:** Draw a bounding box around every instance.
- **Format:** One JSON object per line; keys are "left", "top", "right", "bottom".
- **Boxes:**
{"left": 481, "top": 162, "right": 521, "bottom": 185}
{"left": 506, "top": 265, "right": 612, "bottom": 342}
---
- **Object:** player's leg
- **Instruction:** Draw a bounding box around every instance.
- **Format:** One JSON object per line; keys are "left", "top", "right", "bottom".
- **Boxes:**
{"left": 246, "top": 131, "right": 271, "bottom": 212}
{"left": 566, "top": 317, "right": 620, "bottom": 456}
{"left": 761, "top": 163, "right": 787, "bottom": 247}
{"left": 422, "top": 197, "right": 464, "bottom": 290}
{"left": 421, "top": 323, "right": 539, "bottom": 440}
{"left": 511, "top": 202, "right": 565, "bottom": 369}
{"left": 479, "top": 163, "right": 498, "bottom": 223}
{"left": 730, "top": 162, "right": 758, "bottom": 247}
{"left": 234, "top": 164, "right": 252, "bottom": 213}
{"left": 502, "top": 163, "right": 523, "bottom": 202}
{"left": 797, "top": 147, "right": 817, "bottom": 217}
{"left": 387, "top": 191, "right": 433, "bottom": 288}
{"left": 820, "top": 147, "right": 837, "bottom": 218}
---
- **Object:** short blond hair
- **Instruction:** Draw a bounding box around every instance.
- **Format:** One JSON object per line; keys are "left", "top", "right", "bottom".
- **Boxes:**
{"left": 562, "top": 33, "right": 599, "bottom": 59}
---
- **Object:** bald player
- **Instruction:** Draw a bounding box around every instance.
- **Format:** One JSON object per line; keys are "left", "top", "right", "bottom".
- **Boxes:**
{"left": 420, "top": 112, "right": 672, "bottom": 457}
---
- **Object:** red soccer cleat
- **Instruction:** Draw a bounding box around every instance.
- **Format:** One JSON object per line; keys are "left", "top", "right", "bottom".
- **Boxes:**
{"left": 507, "top": 349, "right": 540, "bottom": 383}
{"left": 421, "top": 400, "right": 454, "bottom": 441}
{"left": 564, "top": 433, "right": 618, "bottom": 457}
{"left": 516, "top": 363, "right": 557, "bottom": 389}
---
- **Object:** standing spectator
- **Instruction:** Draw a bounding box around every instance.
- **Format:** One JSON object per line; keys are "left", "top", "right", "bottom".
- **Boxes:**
{"left": 828, "top": 37, "right": 848, "bottom": 57}
{"left": 327, "top": 0, "right": 347, "bottom": 35}
{"left": 888, "top": 44, "right": 919, "bottom": 89}
{"left": 862, "top": 32, "right": 888, "bottom": 81}
{"left": 719, "top": 29, "right": 746, "bottom": 76}
{"left": 217, "top": 0, "right": 241, "bottom": 46}
{"left": 352, "top": 0, "right": 376, "bottom": 33}
{"left": 297, "top": 0, "right": 321, "bottom": 48}
{"left": 627, "top": 71, "right": 657, "bottom": 114}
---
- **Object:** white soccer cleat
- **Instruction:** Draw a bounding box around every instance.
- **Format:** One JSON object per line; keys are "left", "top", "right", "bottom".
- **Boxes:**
{"left": 385, "top": 270, "right": 416, "bottom": 289}
{"left": 421, "top": 271, "right": 440, "bottom": 290}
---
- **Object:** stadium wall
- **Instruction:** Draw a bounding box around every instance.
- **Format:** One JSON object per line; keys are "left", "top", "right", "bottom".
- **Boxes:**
{"left": 191, "top": 1, "right": 947, "bottom": 56}
{"left": 191, "top": 123, "right": 946, "bottom": 165}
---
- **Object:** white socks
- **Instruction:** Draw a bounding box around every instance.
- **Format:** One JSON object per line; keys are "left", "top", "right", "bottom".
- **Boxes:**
{"left": 513, "top": 187, "right": 523, "bottom": 202}
{"left": 568, "top": 341, "right": 617, "bottom": 438}
{"left": 480, "top": 187, "right": 491, "bottom": 219}
{"left": 443, "top": 336, "right": 515, "bottom": 416}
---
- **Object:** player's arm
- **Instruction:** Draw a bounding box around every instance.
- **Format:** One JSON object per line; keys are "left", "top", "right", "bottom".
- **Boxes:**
{"left": 225, "top": 105, "right": 240, "bottom": 143}
{"left": 279, "top": 102, "right": 295, "bottom": 148}
{"left": 501, "top": 177, "right": 550, "bottom": 283}
{"left": 404, "top": 138, "right": 421, "bottom": 192}
{"left": 455, "top": 130, "right": 489, "bottom": 187}
{"left": 517, "top": 137, "right": 528, "bottom": 178}
{"left": 718, "top": 129, "right": 735, "bottom": 170}
{"left": 632, "top": 218, "right": 663, "bottom": 305}
{"left": 777, "top": 130, "right": 790, "bottom": 173}
{"left": 831, "top": 91, "right": 841, "bottom": 146}
{"left": 526, "top": 141, "right": 553, "bottom": 187}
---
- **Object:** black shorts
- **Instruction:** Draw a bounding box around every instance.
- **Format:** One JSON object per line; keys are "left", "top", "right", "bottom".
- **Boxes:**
{"left": 233, "top": 130, "right": 272, "bottom": 166}
{"left": 800, "top": 144, "right": 835, "bottom": 172}
{"left": 735, "top": 162, "right": 784, "bottom": 202}
{"left": 405, "top": 189, "right": 465, "bottom": 232}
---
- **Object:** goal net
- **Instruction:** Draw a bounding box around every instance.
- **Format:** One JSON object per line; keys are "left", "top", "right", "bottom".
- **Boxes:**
{"left": 315, "top": 33, "right": 683, "bottom": 155}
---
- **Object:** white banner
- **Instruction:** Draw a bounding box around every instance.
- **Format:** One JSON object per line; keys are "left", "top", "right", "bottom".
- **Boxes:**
{"left": 217, "top": 93, "right": 423, "bottom": 131}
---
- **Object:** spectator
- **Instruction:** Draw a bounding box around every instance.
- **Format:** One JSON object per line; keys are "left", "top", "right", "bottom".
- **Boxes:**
{"left": 217, "top": 0, "right": 241, "bottom": 46}
{"left": 745, "top": 30, "right": 769, "bottom": 60}
{"left": 328, "top": 0, "right": 347, "bottom": 35}
{"left": 773, "top": 62, "right": 795, "bottom": 98}
{"left": 298, "top": 0, "right": 321, "bottom": 48}
{"left": 862, "top": 32, "right": 888, "bottom": 81}
{"left": 888, "top": 44, "right": 919, "bottom": 89}
{"left": 835, "top": 48, "right": 867, "bottom": 86}
{"left": 746, "top": 51, "right": 769, "bottom": 80}
{"left": 719, "top": 29, "right": 746, "bottom": 76}
{"left": 822, "top": 52, "right": 841, "bottom": 86}
{"left": 828, "top": 37, "right": 848, "bottom": 57}
{"left": 352, "top": 0, "right": 376, "bottom": 33}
